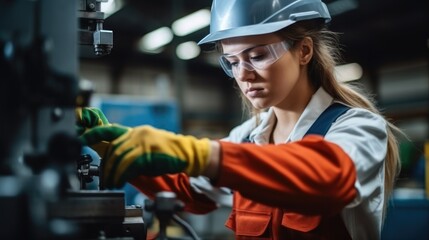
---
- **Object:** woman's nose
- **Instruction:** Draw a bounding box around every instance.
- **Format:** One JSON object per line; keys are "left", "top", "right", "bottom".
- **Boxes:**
{"left": 234, "top": 62, "right": 256, "bottom": 79}
{"left": 235, "top": 63, "right": 256, "bottom": 81}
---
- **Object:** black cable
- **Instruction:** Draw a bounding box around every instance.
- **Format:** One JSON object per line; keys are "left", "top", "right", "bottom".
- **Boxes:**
{"left": 172, "top": 214, "right": 201, "bottom": 240}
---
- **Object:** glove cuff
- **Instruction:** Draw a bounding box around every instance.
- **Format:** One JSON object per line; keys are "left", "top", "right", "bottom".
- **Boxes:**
{"left": 185, "top": 138, "right": 211, "bottom": 176}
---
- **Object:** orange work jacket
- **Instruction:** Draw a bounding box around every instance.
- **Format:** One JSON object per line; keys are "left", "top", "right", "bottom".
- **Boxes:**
{"left": 131, "top": 135, "right": 357, "bottom": 239}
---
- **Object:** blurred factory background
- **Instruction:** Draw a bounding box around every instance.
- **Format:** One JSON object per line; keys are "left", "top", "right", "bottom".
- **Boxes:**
{"left": 81, "top": 0, "right": 429, "bottom": 139}
{"left": 0, "top": 0, "right": 428, "bottom": 239}
{"left": 78, "top": 0, "right": 429, "bottom": 239}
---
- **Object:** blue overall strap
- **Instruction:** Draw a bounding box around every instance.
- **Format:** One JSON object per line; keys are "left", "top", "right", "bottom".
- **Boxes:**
{"left": 304, "top": 102, "right": 350, "bottom": 137}
{"left": 242, "top": 103, "right": 350, "bottom": 142}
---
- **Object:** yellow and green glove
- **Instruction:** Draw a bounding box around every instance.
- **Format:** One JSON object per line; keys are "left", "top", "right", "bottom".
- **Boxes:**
{"left": 75, "top": 107, "right": 113, "bottom": 158}
{"left": 79, "top": 124, "right": 211, "bottom": 189}
{"left": 75, "top": 107, "right": 110, "bottom": 135}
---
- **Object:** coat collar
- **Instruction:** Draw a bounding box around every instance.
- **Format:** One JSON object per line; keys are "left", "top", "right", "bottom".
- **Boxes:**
{"left": 249, "top": 87, "right": 334, "bottom": 144}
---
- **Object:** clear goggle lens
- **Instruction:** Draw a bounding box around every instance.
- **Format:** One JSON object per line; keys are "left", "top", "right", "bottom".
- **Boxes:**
{"left": 219, "top": 41, "right": 290, "bottom": 78}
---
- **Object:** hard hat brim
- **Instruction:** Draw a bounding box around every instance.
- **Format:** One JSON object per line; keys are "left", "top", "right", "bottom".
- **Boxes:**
{"left": 198, "top": 19, "right": 296, "bottom": 47}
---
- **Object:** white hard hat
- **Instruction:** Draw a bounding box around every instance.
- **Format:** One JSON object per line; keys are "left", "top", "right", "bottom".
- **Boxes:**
{"left": 198, "top": 0, "right": 331, "bottom": 47}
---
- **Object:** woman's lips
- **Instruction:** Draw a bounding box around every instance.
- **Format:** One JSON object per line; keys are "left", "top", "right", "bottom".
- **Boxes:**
{"left": 246, "top": 87, "right": 264, "bottom": 97}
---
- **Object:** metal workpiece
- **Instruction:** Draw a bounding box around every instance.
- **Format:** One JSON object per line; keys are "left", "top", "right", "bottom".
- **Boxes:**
{"left": 49, "top": 190, "right": 126, "bottom": 219}
{"left": 48, "top": 190, "right": 146, "bottom": 239}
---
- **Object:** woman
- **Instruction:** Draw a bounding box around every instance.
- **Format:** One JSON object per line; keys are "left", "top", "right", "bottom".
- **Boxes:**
{"left": 79, "top": 0, "right": 401, "bottom": 239}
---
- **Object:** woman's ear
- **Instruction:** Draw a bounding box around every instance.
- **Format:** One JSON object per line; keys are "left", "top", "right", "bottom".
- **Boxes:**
{"left": 298, "top": 37, "right": 313, "bottom": 65}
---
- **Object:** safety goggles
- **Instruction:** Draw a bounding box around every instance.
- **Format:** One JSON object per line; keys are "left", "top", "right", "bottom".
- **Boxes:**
{"left": 219, "top": 41, "right": 290, "bottom": 78}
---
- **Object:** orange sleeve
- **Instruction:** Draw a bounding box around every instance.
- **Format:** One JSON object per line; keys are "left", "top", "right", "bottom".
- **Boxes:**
{"left": 216, "top": 135, "right": 357, "bottom": 215}
{"left": 129, "top": 173, "right": 218, "bottom": 214}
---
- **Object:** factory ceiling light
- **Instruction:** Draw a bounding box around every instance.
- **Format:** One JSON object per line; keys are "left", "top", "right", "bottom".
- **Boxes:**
{"left": 176, "top": 41, "right": 200, "bottom": 60}
{"left": 335, "top": 63, "right": 363, "bottom": 82}
{"left": 138, "top": 27, "right": 173, "bottom": 52}
{"left": 172, "top": 9, "right": 211, "bottom": 37}
{"left": 101, "top": 0, "right": 123, "bottom": 17}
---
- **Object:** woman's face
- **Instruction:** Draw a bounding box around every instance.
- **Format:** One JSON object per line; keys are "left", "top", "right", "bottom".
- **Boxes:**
{"left": 221, "top": 34, "right": 310, "bottom": 110}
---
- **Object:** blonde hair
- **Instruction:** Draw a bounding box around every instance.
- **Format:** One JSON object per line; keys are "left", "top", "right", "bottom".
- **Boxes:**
{"left": 238, "top": 20, "right": 402, "bottom": 220}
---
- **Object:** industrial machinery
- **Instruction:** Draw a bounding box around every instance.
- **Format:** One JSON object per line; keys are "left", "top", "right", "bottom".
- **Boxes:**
{"left": 0, "top": 0, "right": 203, "bottom": 238}
{"left": 78, "top": 0, "right": 113, "bottom": 57}
{"left": 0, "top": 0, "right": 145, "bottom": 239}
